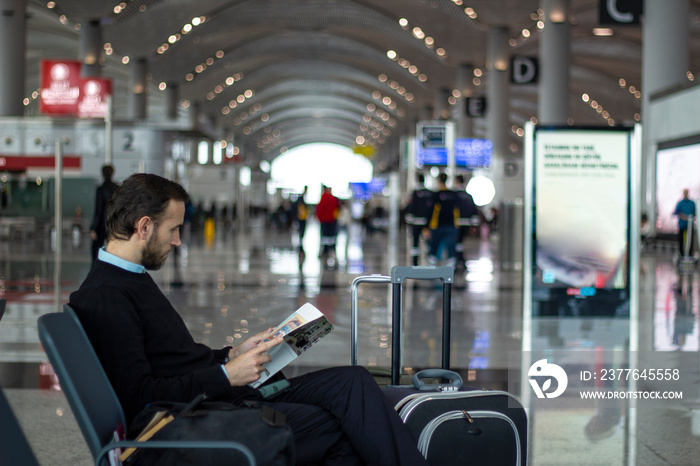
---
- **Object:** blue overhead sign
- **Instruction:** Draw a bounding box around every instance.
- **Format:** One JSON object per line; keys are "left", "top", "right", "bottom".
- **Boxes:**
{"left": 455, "top": 138, "right": 492, "bottom": 168}
{"left": 416, "top": 138, "right": 493, "bottom": 168}
{"left": 349, "top": 178, "right": 386, "bottom": 199}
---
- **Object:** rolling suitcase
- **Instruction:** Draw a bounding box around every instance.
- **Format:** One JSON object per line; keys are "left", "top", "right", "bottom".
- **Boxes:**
{"left": 351, "top": 265, "right": 528, "bottom": 466}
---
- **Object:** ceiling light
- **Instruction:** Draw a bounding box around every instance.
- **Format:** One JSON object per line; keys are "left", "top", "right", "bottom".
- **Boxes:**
{"left": 593, "top": 28, "right": 613, "bottom": 36}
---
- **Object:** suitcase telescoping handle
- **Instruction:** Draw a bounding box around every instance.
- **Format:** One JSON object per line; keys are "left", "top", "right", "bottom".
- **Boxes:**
{"left": 391, "top": 266, "right": 453, "bottom": 385}
{"left": 412, "top": 369, "right": 463, "bottom": 391}
{"left": 350, "top": 266, "right": 453, "bottom": 385}
{"left": 351, "top": 274, "right": 391, "bottom": 366}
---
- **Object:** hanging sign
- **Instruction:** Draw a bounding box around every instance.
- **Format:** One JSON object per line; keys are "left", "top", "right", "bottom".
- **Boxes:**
{"left": 78, "top": 77, "right": 112, "bottom": 118}
{"left": 39, "top": 60, "right": 82, "bottom": 115}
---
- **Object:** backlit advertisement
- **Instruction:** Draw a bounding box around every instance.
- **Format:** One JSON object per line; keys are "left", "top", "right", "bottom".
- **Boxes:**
{"left": 78, "top": 77, "right": 112, "bottom": 119}
{"left": 655, "top": 137, "right": 700, "bottom": 234}
{"left": 40, "top": 59, "right": 81, "bottom": 115}
{"left": 528, "top": 126, "right": 634, "bottom": 317}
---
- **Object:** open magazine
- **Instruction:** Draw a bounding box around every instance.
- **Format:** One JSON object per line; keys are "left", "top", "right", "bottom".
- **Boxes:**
{"left": 249, "top": 303, "right": 333, "bottom": 389}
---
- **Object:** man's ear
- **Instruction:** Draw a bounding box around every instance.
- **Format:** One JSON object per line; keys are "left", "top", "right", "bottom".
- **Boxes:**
{"left": 135, "top": 216, "right": 153, "bottom": 240}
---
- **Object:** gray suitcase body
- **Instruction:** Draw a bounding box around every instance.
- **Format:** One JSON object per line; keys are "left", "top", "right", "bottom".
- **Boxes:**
{"left": 351, "top": 266, "right": 528, "bottom": 465}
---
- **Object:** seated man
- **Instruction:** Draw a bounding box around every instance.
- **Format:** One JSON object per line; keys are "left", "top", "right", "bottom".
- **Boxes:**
{"left": 69, "top": 173, "right": 428, "bottom": 466}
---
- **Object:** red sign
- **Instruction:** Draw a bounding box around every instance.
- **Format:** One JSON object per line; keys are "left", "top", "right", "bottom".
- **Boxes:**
{"left": 39, "top": 60, "right": 82, "bottom": 115}
{"left": 0, "top": 156, "right": 81, "bottom": 171}
{"left": 78, "top": 77, "right": 112, "bottom": 119}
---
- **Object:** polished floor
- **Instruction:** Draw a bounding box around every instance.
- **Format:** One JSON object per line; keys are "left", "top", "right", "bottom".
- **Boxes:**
{"left": 1, "top": 217, "right": 700, "bottom": 465}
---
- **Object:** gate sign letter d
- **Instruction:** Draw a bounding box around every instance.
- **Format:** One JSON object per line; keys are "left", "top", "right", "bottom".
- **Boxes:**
{"left": 511, "top": 56, "right": 538, "bottom": 85}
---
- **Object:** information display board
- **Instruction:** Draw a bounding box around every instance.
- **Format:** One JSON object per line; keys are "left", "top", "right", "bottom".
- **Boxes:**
{"left": 415, "top": 121, "right": 448, "bottom": 166}
{"left": 454, "top": 138, "right": 492, "bottom": 168}
{"left": 525, "top": 125, "right": 638, "bottom": 317}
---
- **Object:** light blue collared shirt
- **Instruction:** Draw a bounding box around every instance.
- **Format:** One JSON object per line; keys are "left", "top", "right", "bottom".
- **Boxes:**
{"left": 97, "top": 247, "right": 146, "bottom": 274}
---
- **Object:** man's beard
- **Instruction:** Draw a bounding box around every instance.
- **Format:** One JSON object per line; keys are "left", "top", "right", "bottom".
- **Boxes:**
{"left": 142, "top": 232, "right": 171, "bottom": 270}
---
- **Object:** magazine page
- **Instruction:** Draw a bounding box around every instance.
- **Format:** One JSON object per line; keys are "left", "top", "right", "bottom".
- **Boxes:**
{"left": 249, "top": 303, "right": 333, "bottom": 388}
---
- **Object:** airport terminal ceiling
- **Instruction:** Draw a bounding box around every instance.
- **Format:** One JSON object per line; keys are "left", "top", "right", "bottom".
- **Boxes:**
{"left": 22, "top": 0, "right": 700, "bottom": 168}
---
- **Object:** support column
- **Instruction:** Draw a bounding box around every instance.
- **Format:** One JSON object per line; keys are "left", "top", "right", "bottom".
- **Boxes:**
{"left": 538, "top": 0, "right": 570, "bottom": 125}
{"left": 642, "top": 0, "right": 690, "bottom": 223}
{"left": 486, "top": 26, "right": 511, "bottom": 205}
{"left": 190, "top": 101, "right": 201, "bottom": 129}
{"left": 129, "top": 58, "right": 147, "bottom": 121}
{"left": 165, "top": 83, "right": 178, "bottom": 120}
{"left": 452, "top": 64, "right": 474, "bottom": 138}
{"left": 0, "top": 0, "right": 26, "bottom": 116}
{"left": 79, "top": 19, "right": 102, "bottom": 77}
{"left": 420, "top": 105, "right": 433, "bottom": 122}
{"left": 433, "top": 87, "right": 450, "bottom": 120}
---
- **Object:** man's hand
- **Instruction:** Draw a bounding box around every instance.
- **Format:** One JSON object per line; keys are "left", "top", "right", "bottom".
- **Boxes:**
{"left": 224, "top": 336, "right": 283, "bottom": 386}
{"left": 229, "top": 328, "right": 275, "bottom": 360}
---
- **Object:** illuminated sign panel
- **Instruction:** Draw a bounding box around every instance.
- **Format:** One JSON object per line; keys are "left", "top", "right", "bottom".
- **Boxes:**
{"left": 528, "top": 126, "right": 634, "bottom": 317}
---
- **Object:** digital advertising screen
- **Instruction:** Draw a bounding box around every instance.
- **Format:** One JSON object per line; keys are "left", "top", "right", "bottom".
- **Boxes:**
{"left": 655, "top": 136, "right": 700, "bottom": 234}
{"left": 528, "top": 126, "right": 634, "bottom": 317}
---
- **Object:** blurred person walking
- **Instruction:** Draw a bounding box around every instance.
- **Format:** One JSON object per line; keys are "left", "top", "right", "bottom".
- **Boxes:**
{"left": 404, "top": 174, "right": 433, "bottom": 266}
{"left": 90, "top": 164, "right": 118, "bottom": 262}
{"left": 316, "top": 185, "right": 340, "bottom": 264}
{"left": 674, "top": 188, "right": 697, "bottom": 257}
{"left": 293, "top": 186, "right": 309, "bottom": 253}
{"left": 453, "top": 174, "right": 479, "bottom": 270}
{"left": 424, "top": 173, "right": 460, "bottom": 269}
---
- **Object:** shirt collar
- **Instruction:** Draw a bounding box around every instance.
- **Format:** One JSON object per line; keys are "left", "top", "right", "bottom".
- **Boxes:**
{"left": 98, "top": 247, "right": 146, "bottom": 274}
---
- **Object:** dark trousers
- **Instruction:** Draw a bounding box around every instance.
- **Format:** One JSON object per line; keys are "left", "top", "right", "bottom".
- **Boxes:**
{"left": 297, "top": 220, "right": 307, "bottom": 251}
{"left": 410, "top": 225, "right": 424, "bottom": 266}
{"left": 257, "top": 366, "right": 428, "bottom": 465}
{"left": 320, "top": 222, "right": 338, "bottom": 256}
{"left": 455, "top": 226, "right": 467, "bottom": 266}
{"left": 428, "top": 226, "right": 457, "bottom": 263}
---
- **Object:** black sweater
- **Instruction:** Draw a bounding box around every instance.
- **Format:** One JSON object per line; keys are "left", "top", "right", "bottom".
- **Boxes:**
{"left": 69, "top": 260, "right": 233, "bottom": 424}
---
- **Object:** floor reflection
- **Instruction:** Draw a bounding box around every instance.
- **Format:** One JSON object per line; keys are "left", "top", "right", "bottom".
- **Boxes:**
{"left": 2, "top": 217, "right": 700, "bottom": 464}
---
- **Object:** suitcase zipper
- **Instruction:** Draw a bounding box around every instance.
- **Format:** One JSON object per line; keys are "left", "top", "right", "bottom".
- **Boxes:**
{"left": 397, "top": 390, "right": 523, "bottom": 420}
{"left": 416, "top": 409, "right": 521, "bottom": 466}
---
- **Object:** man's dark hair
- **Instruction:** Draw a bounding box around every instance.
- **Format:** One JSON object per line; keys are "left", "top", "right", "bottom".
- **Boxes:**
{"left": 106, "top": 173, "right": 189, "bottom": 241}
{"left": 417, "top": 173, "right": 425, "bottom": 184}
{"left": 438, "top": 172, "right": 449, "bottom": 185}
{"left": 455, "top": 174, "right": 465, "bottom": 185}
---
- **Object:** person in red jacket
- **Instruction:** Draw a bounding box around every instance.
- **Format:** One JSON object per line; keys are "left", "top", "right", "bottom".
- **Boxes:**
{"left": 315, "top": 185, "right": 340, "bottom": 261}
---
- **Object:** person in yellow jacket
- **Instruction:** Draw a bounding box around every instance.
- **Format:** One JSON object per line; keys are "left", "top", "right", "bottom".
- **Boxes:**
{"left": 293, "top": 186, "right": 309, "bottom": 253}
{"left": 423, "top": 173, "right": 460, "bottom": 269}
